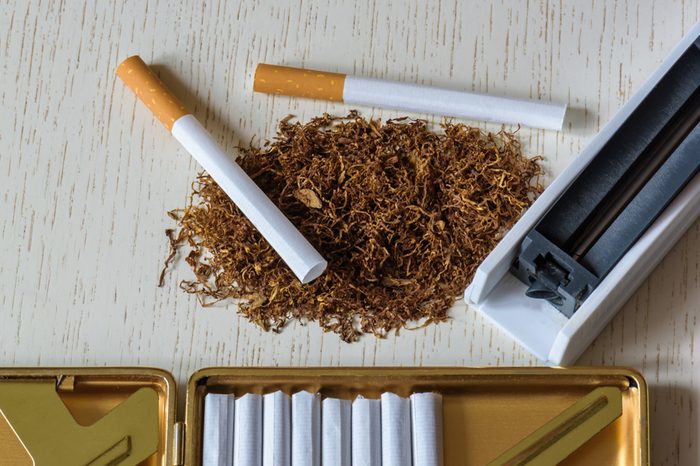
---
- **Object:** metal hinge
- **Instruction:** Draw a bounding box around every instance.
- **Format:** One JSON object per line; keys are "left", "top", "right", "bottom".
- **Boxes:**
{"left": 173, "top": 421, "right": 185, "bottom": 466}
{"left": 56, "top": 375, "right": 75, "bottom": 392}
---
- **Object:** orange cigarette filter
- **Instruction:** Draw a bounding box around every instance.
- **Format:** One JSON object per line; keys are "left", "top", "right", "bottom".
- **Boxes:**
{"left": 254, "top": 64, "right": 346, "bottom": 102}
{"left": 116, "top": 56, "right": 189, "bottom": 131}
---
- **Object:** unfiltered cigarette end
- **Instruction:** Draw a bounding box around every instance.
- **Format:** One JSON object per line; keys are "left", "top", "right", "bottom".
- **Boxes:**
{"left": 254, "top": 64, "right": 346, "bottom": 102}
{"left": 301, "top": 259, "right": 327, "bottom": 284}
{"left": 117, "top": 55, "right": 189, "bottom": 131}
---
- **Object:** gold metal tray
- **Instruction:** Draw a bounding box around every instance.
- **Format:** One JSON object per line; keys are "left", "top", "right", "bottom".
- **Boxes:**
{"left": 0, "top": 366, "right": 648, "bottom": 465}
{"left": 186, "top": 367, "right": 648, "bottom": 466}
{"left": 0, "top": 368, "right": 176, "bottom": 466}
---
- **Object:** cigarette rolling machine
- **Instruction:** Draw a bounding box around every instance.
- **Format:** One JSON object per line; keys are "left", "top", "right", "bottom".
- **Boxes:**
{"left": 515, "top": 35, "right": 700, "bottom": 317}
{"left": 466, "top": 23, "right": 700, "bottom": 364}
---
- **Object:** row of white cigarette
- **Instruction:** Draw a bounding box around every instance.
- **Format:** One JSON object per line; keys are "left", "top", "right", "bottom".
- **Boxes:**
{"left": 202, "top": 391, "right": 443, "bottom": 466}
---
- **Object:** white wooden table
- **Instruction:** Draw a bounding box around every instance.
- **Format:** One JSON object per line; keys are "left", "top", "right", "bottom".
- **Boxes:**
{"left": 1, "top": 1, "right": 698, "bottom": 464}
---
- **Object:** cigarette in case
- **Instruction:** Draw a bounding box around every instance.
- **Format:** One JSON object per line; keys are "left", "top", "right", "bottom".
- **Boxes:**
{"left": 254, "top": 64, "right": 567, "bottom": 130}
{"left": 322, "top": 398, "right": 352, "bottom": 466}
{"left": 117, "top": 56, "right": 327, "bottom": 284}
{"left": 263, "top": 391, "right": 291, "bottom": 466}
{"left": 381, "top": 392, "right": 412, "bottom": 466}
{"left": 410, "top": 393, "right": 444, "bottom": 466}
{"left": 234, "top": 394, "right": 263, "bottom": 466}
{"left": 202, "top": 393, "right": 235, "bottom": 466}
{"left": 351, "top": 396, "right": 381, "bottom": 466}
{"left": 291, "top": 391, "right": 321, "bottom": 466}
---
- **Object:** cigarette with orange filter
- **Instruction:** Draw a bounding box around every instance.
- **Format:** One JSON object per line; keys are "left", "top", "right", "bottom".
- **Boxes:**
{"left": 117, "top": 56, "right": 327, "bottom": 284}
{"left": 254, "top": 64, "right": 567, "bottom": 130}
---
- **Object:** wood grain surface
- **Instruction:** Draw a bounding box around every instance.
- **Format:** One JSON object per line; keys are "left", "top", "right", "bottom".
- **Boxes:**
{"left": 0, "top": 1, "right": 698, "bottom": 464}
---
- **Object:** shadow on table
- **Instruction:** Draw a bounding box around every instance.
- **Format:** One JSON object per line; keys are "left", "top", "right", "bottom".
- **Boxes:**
{"left": 648, "top": 383, "right": 698, "bottom": 466}
{"left": 560, "top": 105, "right": 591, "bottom": 136}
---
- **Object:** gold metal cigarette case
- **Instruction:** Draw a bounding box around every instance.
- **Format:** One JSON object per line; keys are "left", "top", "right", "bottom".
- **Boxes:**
{"left": 0, "top": 367, "right": 649, "bottom": 466}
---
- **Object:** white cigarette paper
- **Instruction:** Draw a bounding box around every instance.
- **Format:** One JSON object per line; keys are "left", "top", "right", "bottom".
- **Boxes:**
{"left": 322, "top": 398, "right": 352, "bottom": 466}
{"left": 202, "top": 393, "right": 235, "bottom": 466}
{"left": 410, "top": 393, "right": 444, "bottom": 466}
{"left": 351, "top": 396, "right": 381, "bottom": 466}
{"left": 343, "top": 76, "right": 566, "bottom": 130}
{"left": 234, "top": 394, "right": 263, "bottom": 466}
{"left": 291, "top": 391, "right": 321, "bottom": 466}
{"left": 172, "top": 115, "right": 327, "bottom": 283}
{"left": 263, "top": 391, "right": 291, "bottom": 466}
{"left": 381, "top": 393, "right": 412, "bottom": 466}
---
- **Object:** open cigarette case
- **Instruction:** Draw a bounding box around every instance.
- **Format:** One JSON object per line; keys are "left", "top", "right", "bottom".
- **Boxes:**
{"left": 0, "top": 366, "right": 649, "bottom": 465}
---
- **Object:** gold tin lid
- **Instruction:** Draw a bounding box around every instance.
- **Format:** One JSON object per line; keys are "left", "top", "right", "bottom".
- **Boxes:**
{"left": 0, "top": 368, "right": 175, "bottom": 466}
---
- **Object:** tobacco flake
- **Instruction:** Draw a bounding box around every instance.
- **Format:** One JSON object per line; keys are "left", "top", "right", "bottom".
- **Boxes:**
{"left": 294, "top": 188, "right": 323, "bottom": 209}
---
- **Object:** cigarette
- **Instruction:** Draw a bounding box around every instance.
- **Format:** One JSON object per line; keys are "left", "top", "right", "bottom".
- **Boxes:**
{"left": 380, "top": 393, "right": 412, "bottom": 466}
{"left": 202, "top": 393, "right": 235, "bottom": 466}
{"left": 351, "top": 396, "right": 381, "bottom": 466}
{"left": 263, "top": 391, "right": 291, "bottom": 466}
{"left": 254, "top": 64, "right": 567, "bottom": 130}
{"left": 410, "top": 393, "right": 444, "bottom": 466}
{"left": 321, "top": 398, "right": 352, "bottom": 466}
{"left": 291, "top": 391, "right": 321, "bottom": 466}
{"left": 234, "top": 393, "right": 263, "bottom": 466}
{"left": 117, "top": 56, "right": 327, "bottom": 284}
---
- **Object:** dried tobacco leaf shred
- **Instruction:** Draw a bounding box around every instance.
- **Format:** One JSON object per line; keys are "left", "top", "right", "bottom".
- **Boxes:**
{"left": 164, "top": 111, "right": 542, "bottom": 341}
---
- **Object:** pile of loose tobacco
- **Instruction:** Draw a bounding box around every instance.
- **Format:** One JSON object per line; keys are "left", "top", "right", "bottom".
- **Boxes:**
{"left": 162, "top": 111, "right": 542, "bottom": 341}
